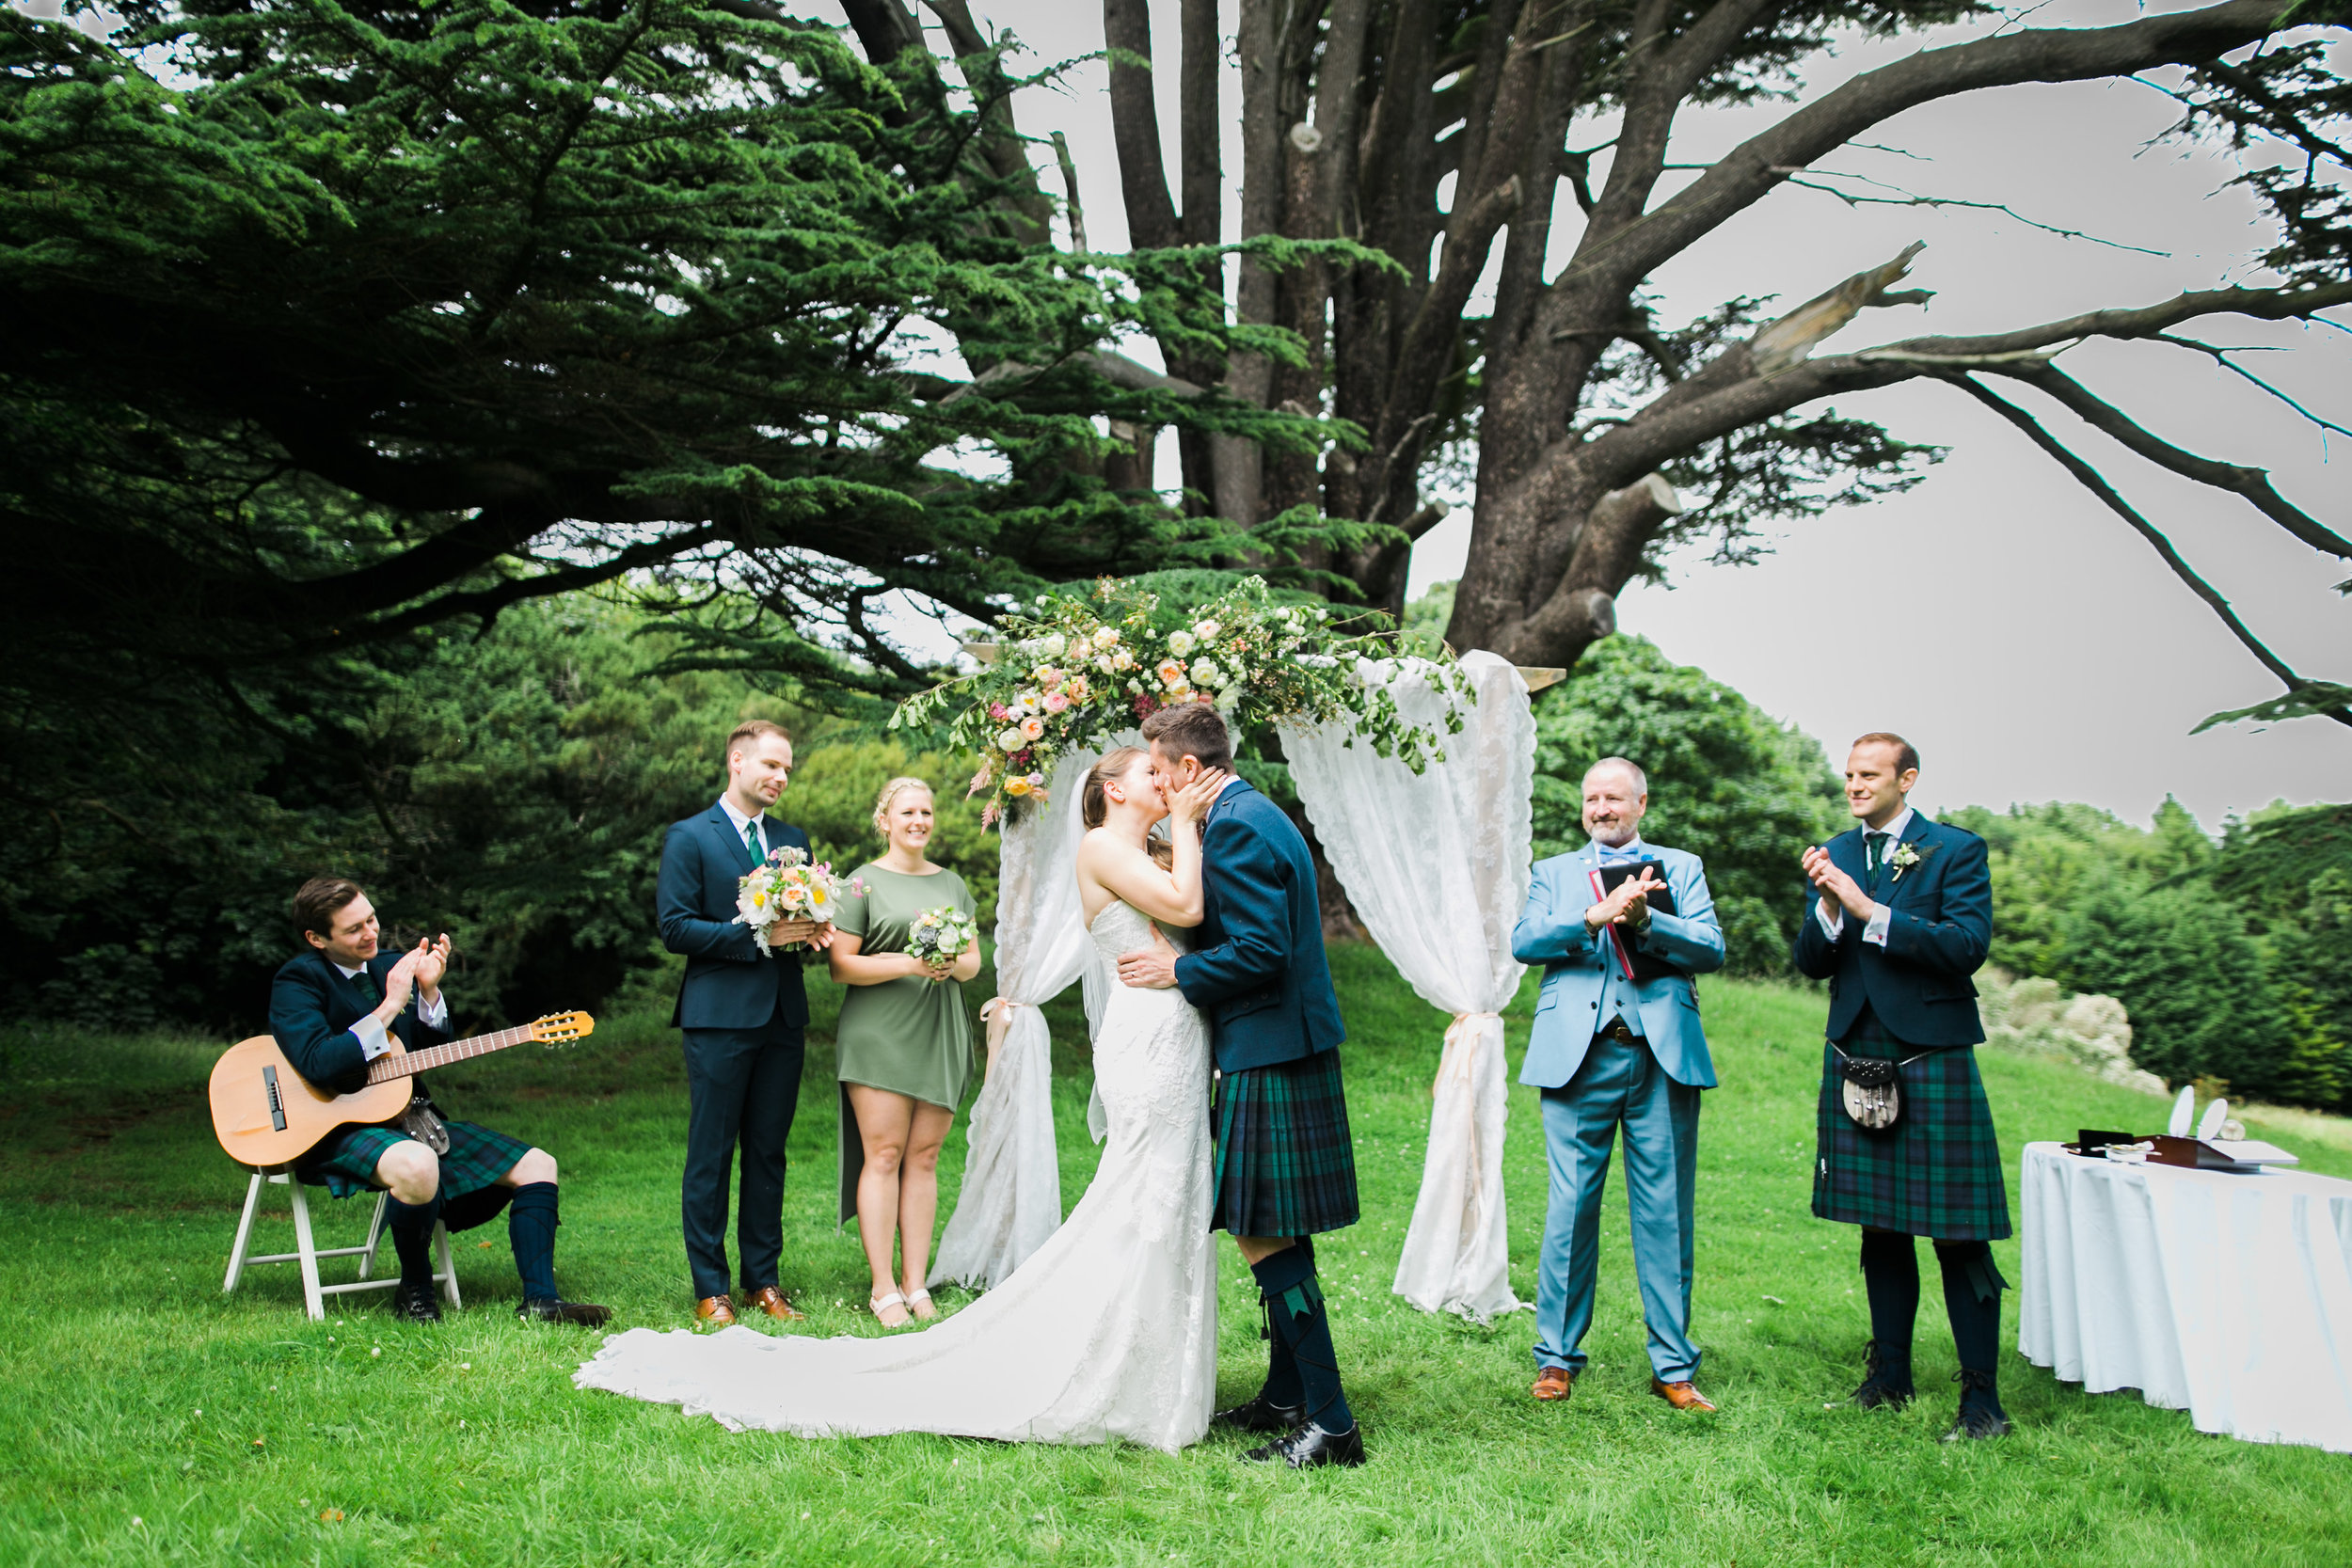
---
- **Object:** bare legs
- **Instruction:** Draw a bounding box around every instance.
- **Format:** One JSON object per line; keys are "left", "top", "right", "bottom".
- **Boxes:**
{"left": 847, "top": 1085, "right": 955, "bottom": 1324}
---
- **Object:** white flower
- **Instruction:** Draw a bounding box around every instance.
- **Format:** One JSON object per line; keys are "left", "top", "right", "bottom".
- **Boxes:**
{"left": 1299, "top": 653, "right": 1339, "bottom": 669}
{"left": 1166, "top": 629, "right": 1196, "bottom": 658}
{"left": 1091, "top": 626, "right": 1120, "bottom": 648}
{"left": 1035, "top": 595, "right": 1052, "bottom": 609}
{"left": 1190, "top": 657, "right": 1222, "bottom": 687}
{"left": 1040, "top": 633, "right": 1067, "bottom": 659}
{"left": 1195, "top": 619, "right": 1220, "bottom": 639}
{"left": 996, "top": 726, "right": 1025, "bottom": 752}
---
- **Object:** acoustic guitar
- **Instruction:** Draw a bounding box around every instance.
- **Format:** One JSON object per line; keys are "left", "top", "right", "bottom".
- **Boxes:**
{"left": 208, "top": 1012, "right": 594, "bottom": 1167}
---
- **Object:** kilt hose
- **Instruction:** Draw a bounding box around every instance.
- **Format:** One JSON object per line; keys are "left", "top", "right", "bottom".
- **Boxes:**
{"left": 297, "top": 1118, "right": 535, "bottom": 1231}
{"left": 1212, "top": 1047, "right": 1360, "bottom": 1238}
{"left": 1813, "top": 1010, "right": 2011, "bottom": 1241}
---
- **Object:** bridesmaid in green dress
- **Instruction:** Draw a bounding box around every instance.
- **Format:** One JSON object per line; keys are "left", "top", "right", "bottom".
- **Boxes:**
{"left": 826, "top": 776, "right": 981, "bottom": 1327}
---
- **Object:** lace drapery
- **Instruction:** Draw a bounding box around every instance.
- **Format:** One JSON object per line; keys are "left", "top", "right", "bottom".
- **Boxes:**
{"left": 927, "top": 749, "right": 1093, "bottom": 1291}
{"left": 1281, "top": 651, "right": 1535, "bottom": 1323}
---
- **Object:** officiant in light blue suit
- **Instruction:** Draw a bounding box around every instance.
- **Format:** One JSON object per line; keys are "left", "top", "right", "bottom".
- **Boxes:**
{"left": 1512, "top": 757, "right": 1725, "bottom": 1412}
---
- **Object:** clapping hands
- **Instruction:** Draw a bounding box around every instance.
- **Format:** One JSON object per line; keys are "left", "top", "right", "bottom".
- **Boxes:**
{"left": 1801, "top": 846, "right": 1876, "bottom": 920}
{"left": 1584, "top": 866, "right": 1663, "bottom": 933}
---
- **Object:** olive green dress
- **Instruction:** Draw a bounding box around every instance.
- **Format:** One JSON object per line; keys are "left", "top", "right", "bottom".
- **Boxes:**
{"left": 834, "top": 863, "right": 978, "bottom": 1224}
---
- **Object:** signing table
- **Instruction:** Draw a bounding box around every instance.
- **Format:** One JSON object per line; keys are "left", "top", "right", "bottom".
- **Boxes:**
{"left": 2018, "top": 1140, "right": 2352, "bottom": 1452}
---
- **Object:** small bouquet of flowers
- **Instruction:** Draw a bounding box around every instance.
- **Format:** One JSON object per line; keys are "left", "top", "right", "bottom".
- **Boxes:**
{"left": 736, "top": 847, "right": 853, "bottom": 955}
{"left": 906, "top": 905, "right": 979, "bottom": 969}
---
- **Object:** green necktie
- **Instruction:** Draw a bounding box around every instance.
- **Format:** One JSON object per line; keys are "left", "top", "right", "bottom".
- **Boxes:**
{"left": 745, "top": 821, "right": 762, "bottom": 861}
{"left": 1866, "top": 832, "right": 1890, "bottom": 875}
{"left": 352, "top": 968, "right": 378, "bottom": 1004}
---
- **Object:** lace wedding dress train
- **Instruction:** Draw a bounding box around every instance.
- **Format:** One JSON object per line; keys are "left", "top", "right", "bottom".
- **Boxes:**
{"left": 574, "top": 901, "right": 1219, "bottom": 1451}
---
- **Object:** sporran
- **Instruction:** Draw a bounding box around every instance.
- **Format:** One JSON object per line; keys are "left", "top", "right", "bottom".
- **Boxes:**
{"left": 1832, "top": 1048, "right": 1917, "bottom": 1132}
{"left": 401, "top": 1097, "right": 453, "bottom": 1156}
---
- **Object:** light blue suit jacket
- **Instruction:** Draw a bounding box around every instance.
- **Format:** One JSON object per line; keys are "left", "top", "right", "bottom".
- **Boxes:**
{"left": 1513, "top": 840, "right": 1725, "bottom": 1090}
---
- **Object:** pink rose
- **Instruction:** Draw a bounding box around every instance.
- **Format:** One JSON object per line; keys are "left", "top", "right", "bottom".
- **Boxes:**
{"left": 1044, "top": 691, "right": 1071, "bottom": 713}
{"left": 1020, "top": 716, "right": 1045, "bottom": 741}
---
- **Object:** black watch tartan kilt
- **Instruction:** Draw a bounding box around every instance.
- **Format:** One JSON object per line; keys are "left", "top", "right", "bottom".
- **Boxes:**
{"left": 1813, "top": 1011, "right": 2011, "bottom": 1241}
{"left": 1211, "top": 1047, "right": 1360, "bottom": 1238}
{"left": 295, "top": 1118, "right": 533, "bottom": 1231}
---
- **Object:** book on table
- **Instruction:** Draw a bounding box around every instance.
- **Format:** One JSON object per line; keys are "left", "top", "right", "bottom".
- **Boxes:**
{"left": 1587, "top": 860, "right": 1677, "bottom": 984}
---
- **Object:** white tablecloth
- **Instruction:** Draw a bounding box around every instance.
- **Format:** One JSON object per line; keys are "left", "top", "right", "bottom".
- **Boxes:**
{"left": 2018, "top": 1140, "right": 2352, "bottom": 1452}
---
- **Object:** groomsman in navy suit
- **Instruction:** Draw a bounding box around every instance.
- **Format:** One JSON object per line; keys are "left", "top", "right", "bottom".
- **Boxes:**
{"left": 1794, "top": 732, "right": 2009, "bottom": 1441}
{"left": 657, "top": 719, "right": 834, "bottom": 1326}
{"left": 1512, "top": 758, "right": 1725, "bottom": 1412}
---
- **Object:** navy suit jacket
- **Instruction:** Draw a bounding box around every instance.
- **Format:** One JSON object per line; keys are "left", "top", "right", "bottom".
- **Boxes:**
{"left": 268, "top": 949, "right": 452, "bottom": 1098}
{"left": 1171, "top": 779, "right": 1345, "bottom": 1073}
{"left": 1790, "top": 814, "right": 1991, "bottom": 1047}
{"left": 657, "top": 804, "right": 812, "bottom": 1031}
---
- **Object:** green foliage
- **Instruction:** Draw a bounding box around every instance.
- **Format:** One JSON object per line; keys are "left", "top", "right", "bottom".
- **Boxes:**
{"left": 1529, "top": 632, "right": 1846, "bottom": 974}
{"left": 0, "top": 597, "right": 992, "bottom": 1033}
{"left": 0, "top": 0, "right": 1334, "bottom": 705}
{"left": 1947, "top": 797, "right": 2352, "bottom": 1109}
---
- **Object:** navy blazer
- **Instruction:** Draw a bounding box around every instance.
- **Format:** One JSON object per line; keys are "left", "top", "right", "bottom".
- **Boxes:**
{"left": 268, "top": 948, "right": 452, "bottom": 1098}
{"left": 1171, "top": 780, "right": 1345, "bottom": 1073}
{"left": 1790, "top": 813, "right": 1991, "bottom": 1047}
{"left": 657, "top": 803, "right": 812, "bottom": 1031}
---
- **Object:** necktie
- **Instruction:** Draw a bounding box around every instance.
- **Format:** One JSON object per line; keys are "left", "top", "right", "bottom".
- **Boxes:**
{"left": 744, "top": 821, "right": 762, "bottom": 862}
{"left": 352, "top": 968, "right": 378, "bottom": 1004}
{"left": 1866, "top": 832, "right": 1890, "bottom": 874}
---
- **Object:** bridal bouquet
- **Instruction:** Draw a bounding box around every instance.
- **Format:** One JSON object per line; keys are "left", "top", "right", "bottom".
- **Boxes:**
{"left": 907, "top": 905, "right": 979, "bottom": 968}
{"left": 736, "top": 847, "right": 853, "bottom": 956}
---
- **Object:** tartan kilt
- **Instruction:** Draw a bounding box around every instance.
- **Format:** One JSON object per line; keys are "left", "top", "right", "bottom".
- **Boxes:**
{"left": 1813, "top": 1012, "right": 2011, "bottom": 1241}
{"left": 1212, "top": 1047, "right": 1359, "bottom": 1238}
{"left": 296, "top": 1118, "right": 533, "bottom": 1215}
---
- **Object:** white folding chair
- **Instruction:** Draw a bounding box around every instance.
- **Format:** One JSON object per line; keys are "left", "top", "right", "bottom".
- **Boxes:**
{"left": 221, "top": 1165, "right": 460, "bottom": 1321}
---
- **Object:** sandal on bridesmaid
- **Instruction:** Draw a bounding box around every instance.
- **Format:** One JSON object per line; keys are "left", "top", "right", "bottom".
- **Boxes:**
{"left": 868, "top": 1291, "right": 911, "bottom": 1328}
{"left": 904, "top": 1288, "right": 937, "bottom": 1322}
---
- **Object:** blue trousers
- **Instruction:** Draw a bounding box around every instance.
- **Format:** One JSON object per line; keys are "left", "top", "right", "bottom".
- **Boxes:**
{"left": 681, "top": 1014, "right": 805, "bottom": 1300}
{"left": 1533, "top": 1032, "right": 1703, "bottom": 1382}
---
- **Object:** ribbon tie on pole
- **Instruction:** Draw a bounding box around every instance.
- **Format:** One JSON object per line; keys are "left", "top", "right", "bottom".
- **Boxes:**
{"left": 980, "top": 997, "right": 1019, "bottom": 1073}
{"left": 1435, "top": 1012, "right": 1499, "bottom": 1096}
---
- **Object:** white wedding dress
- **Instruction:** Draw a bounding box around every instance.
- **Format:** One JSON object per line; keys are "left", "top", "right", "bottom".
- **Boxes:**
{"left": 574, "top": 900, "right": 1219, "bottom": 1451}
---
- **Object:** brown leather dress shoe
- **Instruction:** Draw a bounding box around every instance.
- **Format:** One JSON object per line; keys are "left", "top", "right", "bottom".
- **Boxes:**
{"left": 694, "top": 1294, "right": 737, "bottom": 1327}
{"left": 1651, "top": 1377, "right": 1718, "bottom": 1413}
{"left": 1532, "top": 1367, "right": 1576, "bottom": 1402}
{"left": 741, "top": 1286, "right": 806, "bottom": 1322}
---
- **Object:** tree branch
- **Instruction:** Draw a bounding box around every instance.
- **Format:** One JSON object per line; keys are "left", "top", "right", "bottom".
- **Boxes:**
{"left": 1983, "top": 362, "right": 2352, "bottom": 560}
{"left": 1560, "top": 0, "right": 2296, "bottom": 296}
{"left": 1947, "top": 373, "right": 2349, "bottom": 728}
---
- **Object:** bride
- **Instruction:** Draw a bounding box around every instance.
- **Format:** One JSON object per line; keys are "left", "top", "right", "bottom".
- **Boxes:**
{"left": 575, "top": 748, "right": 1231, "bottom": 1452}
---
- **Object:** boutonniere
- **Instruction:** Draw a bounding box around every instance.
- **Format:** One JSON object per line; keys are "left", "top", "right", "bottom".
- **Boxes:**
{"left": 1888, "top": 841, "right": 1936, "bottom": 881}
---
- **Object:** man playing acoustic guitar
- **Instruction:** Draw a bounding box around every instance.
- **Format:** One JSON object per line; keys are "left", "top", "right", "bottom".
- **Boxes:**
{"left": 270, "top": 877, "right": 609, "bottom": 1325}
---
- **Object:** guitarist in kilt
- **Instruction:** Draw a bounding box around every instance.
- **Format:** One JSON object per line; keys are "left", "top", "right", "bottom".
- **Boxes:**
{"left": 270, "top": 877, "right": 608, "bottom": 1325}
{"left": 1794, "top": 735, "right": 2009, "bottom": 1440}
{"left": 1116, "top": 704, "right": 1365, "bottom": 1470}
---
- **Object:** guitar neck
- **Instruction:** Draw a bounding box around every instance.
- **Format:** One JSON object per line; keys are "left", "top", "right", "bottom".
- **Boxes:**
{"left": 365, "top": 1022, "right": 536, "bottom": 1085}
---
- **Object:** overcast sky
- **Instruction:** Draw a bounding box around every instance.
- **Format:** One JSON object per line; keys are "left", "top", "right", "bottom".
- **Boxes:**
{"left": 796, "top": 0, "right": 2347, "bottom": 831}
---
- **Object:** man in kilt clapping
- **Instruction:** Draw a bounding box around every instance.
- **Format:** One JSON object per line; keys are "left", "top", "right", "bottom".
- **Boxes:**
{"left": 1795, "top": 733, "right": 2010, "bottom": 1441}
{"left": 1117, "top": 702, "right": 1364, "bottom": 1469}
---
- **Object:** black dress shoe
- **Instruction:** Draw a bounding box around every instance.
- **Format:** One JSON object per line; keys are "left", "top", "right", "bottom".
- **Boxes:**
{"left": 1243, "top": 1421, "right": 1366, "bottom": 1469}
{"left": 1939, "top": 1369, "right": 2010, "bottom": 1440}
{"left": 391, "top": 1282, "right": 443, "bottom": 1323}
{"left": 517, "top": 1297, "right": 612, "bottom": 1327}
{"left": 1851, "top": 1338, "right": 1914, "bottom": 1410}
{"left": 1214, "top": 1393, "right": 1306, "bottom": 1433}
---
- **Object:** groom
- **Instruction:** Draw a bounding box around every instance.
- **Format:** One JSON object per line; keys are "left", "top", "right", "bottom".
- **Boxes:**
{"left": 1116, "top": 703, "right": 1365, "bottom": 1469}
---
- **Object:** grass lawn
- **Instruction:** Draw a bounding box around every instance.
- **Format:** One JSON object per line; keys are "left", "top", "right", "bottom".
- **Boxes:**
{"left": 3, "top": 950, "right": 2348, "bottom": 1565}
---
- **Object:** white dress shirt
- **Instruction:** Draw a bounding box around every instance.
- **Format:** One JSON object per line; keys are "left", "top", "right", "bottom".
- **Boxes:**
{"left": 336, "top": 958, "right": 449, "bottom": 1061}
{"left": 718, "top": 795, "right": 770, "bottom": 863}
{"left": 1816, "top": 806, "right": 1914, "bottom": 949}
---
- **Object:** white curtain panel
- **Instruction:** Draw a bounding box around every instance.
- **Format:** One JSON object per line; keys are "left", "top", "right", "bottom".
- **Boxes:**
{"left": 930, "top": 732, "right": 1142, "bottom": 1290}
{"left": 1282, "top": 650, "right": 1536, "bottom": 1322}
{"left": 929, "top": 748, "right": 1093, "bottom": 1291}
